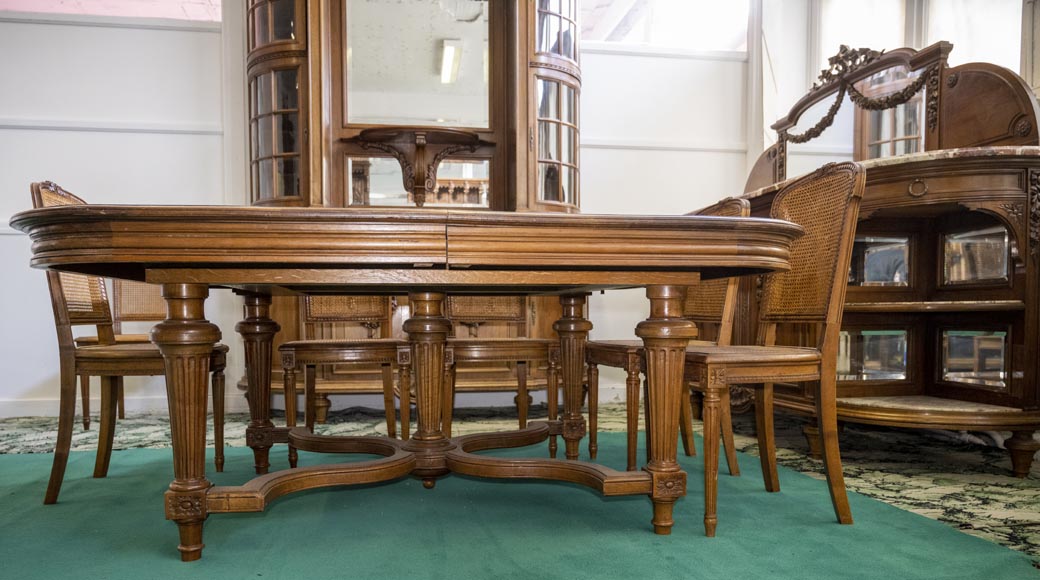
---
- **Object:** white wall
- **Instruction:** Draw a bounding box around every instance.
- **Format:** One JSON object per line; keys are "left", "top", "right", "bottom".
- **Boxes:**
{"left": 579, "top": 43, "right": 751, "bottom": 400}
{"left": 0, "top": 11, "right": 247, "bottom": 417}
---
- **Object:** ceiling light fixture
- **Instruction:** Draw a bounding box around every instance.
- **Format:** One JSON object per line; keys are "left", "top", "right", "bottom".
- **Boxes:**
{"left": 441, "top": 39, "right": 462, "bottom": 84}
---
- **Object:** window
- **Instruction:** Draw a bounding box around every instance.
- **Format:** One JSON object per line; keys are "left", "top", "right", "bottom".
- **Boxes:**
{"left": 819, "top": 0, "right": 904, "bottom": 70}
{"left": 581, "top": 0, "right": 749, "bottom": 52}
{"left": 0, "top": 0, "right": 221, "bottom": 21}
{"left": 926, "top": 0, "right": 1021, "bottom": 70}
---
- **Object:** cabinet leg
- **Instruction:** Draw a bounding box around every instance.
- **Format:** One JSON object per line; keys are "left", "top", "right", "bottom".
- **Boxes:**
{"left": 1006, "top": 430, "right": 1039, "bottom": 478}
{"left": 802, "top": 424, "right": 822, "bottom": 459}
{"left": 314, "top": 394, "right": 331, "bottom": 425}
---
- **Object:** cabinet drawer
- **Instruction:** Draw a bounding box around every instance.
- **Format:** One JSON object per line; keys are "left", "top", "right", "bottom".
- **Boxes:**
{"left": 864, "top": 171, "right": 1023, "bottom": 210}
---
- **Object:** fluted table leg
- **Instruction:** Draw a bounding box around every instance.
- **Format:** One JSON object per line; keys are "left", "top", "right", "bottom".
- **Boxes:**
{"left": 152, "top": 283, "right": 221, "bottom": 562}
{"left": 636, "top": 285, "right": 696, "bottom": 535}
{"left": 236, "top": 293, "right": 281, "bottom": 475}
{"left": 401, "top": 291, "right": 453, "bottom": 488}
{"left": 554, "top": 294, "right": 592, "bottom": 461}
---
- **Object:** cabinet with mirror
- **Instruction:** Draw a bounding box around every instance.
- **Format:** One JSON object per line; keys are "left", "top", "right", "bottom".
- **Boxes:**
{"left": 741, "top": 42, "right": 1040, "bottom": 476}
{"left": 244, "top": 1, "right": 579, "bottom": 414}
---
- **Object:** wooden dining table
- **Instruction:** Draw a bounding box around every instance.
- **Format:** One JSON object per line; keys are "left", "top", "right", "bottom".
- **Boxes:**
{"left": 10, "top": 206, "right": 801, "bottom": 561}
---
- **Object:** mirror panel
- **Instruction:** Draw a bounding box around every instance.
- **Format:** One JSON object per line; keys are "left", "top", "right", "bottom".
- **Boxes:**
{"left": 837, "top": 329, "right": 908, "bottom": 381}
{"left": 347, "top": 156, "right": 409, "bottom": 206}
{"left": 849, "top": 235, "right": 910, "bottom": 286}
{"left": 943, "top": 226, "right": 1009, "bottom": 285}
{"left": 346, "top": 0, "right": 489, "bottom": 128}
{"left": 941, "top": 330, "right": 1008, "bottom": 389}
{"left": 430, "top": 159, "right": 490, "bottom": 207}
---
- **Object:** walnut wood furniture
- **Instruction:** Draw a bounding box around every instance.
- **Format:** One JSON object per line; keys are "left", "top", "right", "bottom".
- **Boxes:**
{"left": 247, "top": 1, "right": 574, "bottom": 407}
{"left": 11, "top": 205, "right": 800, "bottom": 561}
{"left": 30, "top": 182, "right": 230, "bottom": 505}
{"left": 586, "top": 197, "right": 751, "bottom": 472}
{"left": 743, "top": 42, "right": 1040, "bottom": 476}
{"left": 683, "top": 162, "right": 865, "bottom": 537}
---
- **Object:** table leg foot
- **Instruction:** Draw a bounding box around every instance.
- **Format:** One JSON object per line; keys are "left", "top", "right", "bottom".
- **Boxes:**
{"left": 422, "top": 478, "right": 436, "bottom": 489}
{"left": 175, "top": 521, "right": 205, "bottom": 562}
{"left": 652, "top": 500, "right": 676, "bottom": 535}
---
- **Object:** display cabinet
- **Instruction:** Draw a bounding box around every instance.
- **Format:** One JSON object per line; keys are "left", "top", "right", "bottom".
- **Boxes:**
{"left": 742, "top": 42, "right": 1040, "bottom": 476}
{"left": 244, "top": 1, "right": 578, "bottom": 408}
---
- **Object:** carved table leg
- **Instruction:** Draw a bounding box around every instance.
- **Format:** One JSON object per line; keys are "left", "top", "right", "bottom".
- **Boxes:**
{"left": 152, "top": 283, "right": 221, "bottom": 562}
{"left": 554, "top": 294, "right": 592, "bottom": 460}
{"left": 401, "top": 292, "right": 453, "bottom": 488}
{"left": 547, "top": 346, "right": 560, "bottom": 458}
{"left": 636, "top": 285, "right": 696, "bottom": 535}
{"left": 1006, "top": 430, "right": 1039, "bottom": 478}
{"left": 235, "top": 292, "right": 280, "bottom": 475}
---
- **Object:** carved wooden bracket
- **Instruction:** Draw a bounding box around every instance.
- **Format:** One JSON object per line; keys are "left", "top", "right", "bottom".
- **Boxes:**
{"left": 348, "top": 127, "right": 485, "bottom": 208}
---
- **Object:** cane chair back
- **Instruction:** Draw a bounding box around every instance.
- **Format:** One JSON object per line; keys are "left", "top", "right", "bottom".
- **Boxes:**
{"left": 682, "top": 197, "right": 750, "bottom": 345}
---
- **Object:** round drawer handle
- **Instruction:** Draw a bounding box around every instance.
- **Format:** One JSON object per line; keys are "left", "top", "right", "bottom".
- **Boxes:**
{"left": 907, "top": 179, "right": 928, "bottom": 197}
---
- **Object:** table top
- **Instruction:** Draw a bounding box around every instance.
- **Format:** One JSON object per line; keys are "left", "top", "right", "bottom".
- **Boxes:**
{"left": 10, "top": 206, "right": 802, "bottom": 294}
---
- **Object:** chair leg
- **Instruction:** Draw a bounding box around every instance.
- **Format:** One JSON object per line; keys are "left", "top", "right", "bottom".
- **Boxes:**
{"left": 79, "top": 374, "right": 90, "bottom": 430}
{"left": 45, "top": 363, "right": 78, "bottom": 504}
{"left": 516, "top": 361, "right": 529, "bottom": 429}
{"left": 442, "top": 365, "right": 456, "bottom": 437}
{"left": 398, "top": 360, "right": 411, "bottom": 441}
{"left": 720, "top": 387, "right": 739, "bottom": 476}
{"left": 116, "top": 380, "right": 126, "bottom": 420}
{"left": 701, "top": 366, "right": 723, "bottom": 538}
{"left": 93, "top": 376, "right": 119, "bottom": 479}
{"left": 381, "top": 363, "right": 396, "bottom": 438}
{"left": 642, "top": 379, "right": 652, "bottom": 465}
{"left": 546, "top": 354, "right": 558, "bottom": 458}
{"left": 816, "top": 377, "right": 853, "bottom": 524}
{"left": 212, "top": 368, "right": 225, "bottom": 473}
{"left": 679, "top": 384, "right": 695, "bottom": 459}
{"left": 587, "top": 363, "right": 598, "bottom": 459}
{"left": 304, "top": 366, "right": 317, "bottom": 432}
{"left": 624, "top": 362, "right": 641, "bottom": 470}
{"left": 754, "top": 383, "right": 779, "bottom": 492}
{"left": 285, "top": 364, "right": 299, "bottom": 468}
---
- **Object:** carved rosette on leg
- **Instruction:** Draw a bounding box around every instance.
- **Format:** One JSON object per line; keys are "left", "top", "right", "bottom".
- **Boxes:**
{"left": 402, "top": 292, "right": 454, "bottom": 484}
{"left": 235, "top": 293, "right": 281, "bottom": 475}
{"left": 151, "top": 283, "right": 222, "bottom": 562}
{"left": 636, "top": 285, "right": 696, "bottom": 535}
{"left": 554, "top": 294, "right": 593, "bottom": 461}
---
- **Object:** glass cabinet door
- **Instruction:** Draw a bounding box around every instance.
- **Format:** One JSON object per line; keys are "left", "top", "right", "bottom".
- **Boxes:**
{"left": 250, "top": 68, "right": 303, "bottom": 200}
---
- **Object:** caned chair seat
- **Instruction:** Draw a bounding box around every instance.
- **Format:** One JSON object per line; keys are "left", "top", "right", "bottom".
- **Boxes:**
{"left": 32, "top": 181, "right": 229, "bottom": 505}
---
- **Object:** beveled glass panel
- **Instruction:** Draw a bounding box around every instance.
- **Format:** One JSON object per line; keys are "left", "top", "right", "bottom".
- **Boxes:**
{"left": 346, "top": 0, "right": 489, "bottom": 128}
{"left": 347, "top": 157, "right": 409, "bottom": 206}
{"left": 275, "top": 157, "right": 299, "bottom": 197}
{"left": 898, "top": 100, "right": 919, "bottom": 138}
{"left": 560, "top": 165, "right": 576, "bottom": 205}
{"left": 561, "top": 84, "right": 576, "bottom": 124}
{"left": 274, "top": 69, "right": 298, "bottom": 110}
{"left": 538, "top": 79, "right": 559, "bottom": 120}
{"left": 562, "top": 21, "right": 576, "bottom": 59}
{"left": 270, "top": 0, "right": 295, "bottom": 40}
{"left": 943, "top": 226, "right": 1009, "bottom": 285}
{"left": 250, "top": 120, "right": 258, "bottom": 157}
{"left": 254, "top": 3, "right": 270, "bottom": 47}
{"left": 538, "top": 163, "right": 561, "bottom": 202}
{"left": 894, "top": 138, "right": 918, "bottom": 155}
{"left": 868, "top": 143, "right": 883, "bottom": 159}
{"left": 849, "top": 236, "right": 909, "bottom": 286}
{"left": 539, "top": 121, "right": 558, "bottom": 161}
{"left": 561, "top": 126, "right": 575, "bottom": 164}
{"left": 258, "top": 159, "right": 273, "bottom": 199}
{"left": 256, "top": 72, "right": 272, "bottom": 114}
{"left": 430, "top": 159, "right": 490, "bottom": 207}
{"left": 257, "top": 117, "right": 273, "bottom": 157}
{"left": 542, "top": 14, "right": 561, "bottom": 54}
{"left": 274, "top": 113, "right": 298, "bottom": 153}
{"left": 942, "top": 330, "right": 1007, "bottom": 388}
{"left": 837, "top": 330, "right": 908, "bottom": 381}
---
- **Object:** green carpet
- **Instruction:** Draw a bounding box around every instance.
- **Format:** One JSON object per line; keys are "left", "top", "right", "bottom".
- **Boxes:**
{"left": 0, "top": 433, "right": 1035, "bottom": 580}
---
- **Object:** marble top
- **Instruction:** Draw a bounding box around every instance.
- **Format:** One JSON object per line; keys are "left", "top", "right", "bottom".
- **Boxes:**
{"left": 837, "top": 395, "right": 1022, "bottom": 413}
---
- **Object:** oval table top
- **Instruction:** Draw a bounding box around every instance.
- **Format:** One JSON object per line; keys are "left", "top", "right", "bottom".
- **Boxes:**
{"left": 10, "top": 206, "right": 802, "bottom": 294}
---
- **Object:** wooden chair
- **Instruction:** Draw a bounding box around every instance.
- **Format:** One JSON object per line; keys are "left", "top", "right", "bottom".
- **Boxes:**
{"left": 442, "top": 338, "right": 560, "bottom": 440}
{"left": 585, "top": 197, "right": 749, "bottom": 471}
{"left": 31, "top": 182, "right": 229, "bottom": 504}
{"left": 685, "top": 161, "right": 864, "bottom": 536}
{"left": 280, "top": 337, "right": 409, "bottom": 465}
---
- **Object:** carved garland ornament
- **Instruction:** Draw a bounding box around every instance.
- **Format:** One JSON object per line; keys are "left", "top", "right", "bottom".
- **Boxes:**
{"left": 812, "top": 45, "right": 884, "bottom": 90}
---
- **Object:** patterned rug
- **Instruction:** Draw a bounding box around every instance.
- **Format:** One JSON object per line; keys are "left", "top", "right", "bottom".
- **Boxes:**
{"left": 2, "top": 403, "right": 1037, "bottom": 567}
